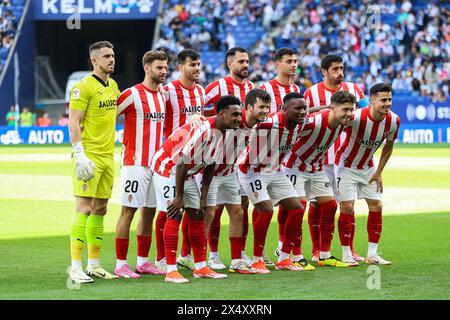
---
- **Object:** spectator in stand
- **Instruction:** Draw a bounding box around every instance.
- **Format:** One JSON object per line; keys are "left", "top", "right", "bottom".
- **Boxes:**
{"left": 20, "top": 107, "right": 33, "bottom": 127}
{"left": 5, "top": 105, "right": 15, "bottom": 126}
{"left": 37, "top": 112, "right": 52, "bottom": 127}
{"left": 59, "top": 112, "right": 70, "bottom": 126}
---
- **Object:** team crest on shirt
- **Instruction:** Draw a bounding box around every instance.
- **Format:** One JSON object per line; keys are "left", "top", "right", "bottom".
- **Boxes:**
{"left": 128, "top": 194, "right": 133, "bottom": 202}
{"left": 73, "top": 88, "right": 80, "bottom": 99}
{"left": 82, "top": 183, "right": 88, "bottom": 192}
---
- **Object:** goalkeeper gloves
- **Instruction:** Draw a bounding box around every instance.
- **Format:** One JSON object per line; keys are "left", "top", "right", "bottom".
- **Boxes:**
{"left": 72, "top": 142, "right": 96, "bottom": 182}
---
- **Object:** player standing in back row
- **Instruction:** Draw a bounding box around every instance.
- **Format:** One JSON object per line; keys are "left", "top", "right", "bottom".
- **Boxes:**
{"left": 303, "top": 54, "right": 368, "bottom": 262}
{"left": 154, "top": 49, "right": 206, "bottom": 272}
{"left": 113, "top": 50, "right": 169, "bottom": 278}
{"left": 204, "top": 47, "right": 256, "bottom": 269}
{"left": 259, "top": 47, "right": 301, "bottom": 260}
{"left": 68, "top": 41, "right": 120, "bottom": 283}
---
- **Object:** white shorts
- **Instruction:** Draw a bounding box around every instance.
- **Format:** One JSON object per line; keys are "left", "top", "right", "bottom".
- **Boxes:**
{"left": 336, "top": 166, "right": 382, "bottom": 202}
{"left": 282, "top": 166, "right": 334, "bottom": 201}
{"left": 153, "top": 172, "right": 200, "bottom": 212}
{"left": 120, "top": 165, "right": 156, "bottom": 208}
{"left": 195, "top": 173, "right": 241, "bottom": 207}
{"left": 323, "top": 164, "right": 339, "bottom": 199}
{"left": 238, "top": 170, "right": 298, "bottom": 205}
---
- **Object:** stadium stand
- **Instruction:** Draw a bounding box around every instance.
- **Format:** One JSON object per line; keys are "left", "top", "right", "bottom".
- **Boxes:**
{"left": 0, "top": 0, "right": 24, "bottom": 76}
{"left": 155, "top": 0, "right": 449, "bottom": 100}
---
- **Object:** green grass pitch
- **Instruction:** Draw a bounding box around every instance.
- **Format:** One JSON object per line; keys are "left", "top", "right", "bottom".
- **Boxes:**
{"left": 0, "top": 144, "right": 449, "bottom": 300}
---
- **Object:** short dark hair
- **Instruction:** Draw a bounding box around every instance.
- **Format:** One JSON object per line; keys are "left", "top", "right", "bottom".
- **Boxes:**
{"left": 275, "top": 47, "right": 297, "bottom": 61}
{"left": 89, "top": 41, "right": 113, "bottom": 55}
{"left": 370, "top": 83, "right": 392, "bottom": 97}
{"left": 321, "top": 54, "right": 343, "bottom": 70}
{"left": 142, "top": 50, "right": 168, "bottom": 66}
{"left": 283, "top": 92, "right": 304, "bottom": 104}
{"left": 226, "top": 47, "right": 248, "bottom": 62}
{"left": 178, "top": 49, "right": 201, "bottom": 65}
{"left": 331, "top": 91, "right": 356, "bottom": 106}
{"left": 216, "top": 95, "right": 241, "bottom": 113}
{"left": 245, "top": 89, "right": 271, "bottom": 109}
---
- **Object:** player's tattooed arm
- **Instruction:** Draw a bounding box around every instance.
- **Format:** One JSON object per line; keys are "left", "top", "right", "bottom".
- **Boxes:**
{"left": 167, "top": 163, "right": 188, "bottom": 219}
{"left": 369, "top": 139, "right": 395, "bottom": 193}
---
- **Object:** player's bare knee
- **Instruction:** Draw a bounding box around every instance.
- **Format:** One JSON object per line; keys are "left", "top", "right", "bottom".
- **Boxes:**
{"left": 228, "top": 206, "right": 243, "bottom": 222}
{"left": 340, "top": 201, "right": 354, "bottom": 214}
{"left": 255, "top": 201, "right": 273, "bottom": 213}
{"left": 120, "top": 206, "right": 137, "bottom": 224}
{"left": 368, "top": 200, "right": 383, "bottom": 212}
{"left": 141, "top": 207, "right": 156, "bottom": 219}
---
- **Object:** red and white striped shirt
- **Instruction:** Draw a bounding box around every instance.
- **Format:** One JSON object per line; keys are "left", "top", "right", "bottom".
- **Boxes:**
{"left": 335, "top": 107, "right": 400, "bottom": 170}
{"left": 304, "top": 81, "right": 365, "bottom": 165}
{"left": 117, "top": 84, "right": 165, "bottom": 167}
{"left": 204, "top": 76, "right": 254, "bottom": 112}
{"left": 163, "top": 80, "right": 205, "bottom": 139}
{"left": 283, "top": 109, "right": 345, "bottom": 173}
{"left": 152, "top": 118, "right": 218, "bottom": 178}
{"left": 260, "top": 79, "right": 301, "bottom": 114}
{"left": 239, "top": 111, "right": 303, "bottom": 174}
{"left": 214, "top": 108, "right": 255, "bottom": 176}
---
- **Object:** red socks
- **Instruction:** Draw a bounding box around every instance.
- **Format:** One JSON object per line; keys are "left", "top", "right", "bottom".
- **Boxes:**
{"left": 277, "top": 205, "right": 288, "bottom": 242}
{"left": 350, "top": 213, "right": 356, "bottom": 251}
{"left": 292, "top": 200, "right": 307, "bottom": 256}
{"left": 281, "top": 207, "right": 305, "bottom": 254}
{"left": 252, "top": 207, "right": 259, "bottom": 226}
{"left": 242, "top": 208, "right": 248, "bottom": 252}
{"left": 367, "top": 211, "right": 382, "bottom": 243}
{"left": 137, "top": 235, "right": 151, "bottom": 258}
{"left": 208, "top": 206, "right": 223, "bottom": 252}
{"left": 229, "top": 237, "right": 243, "bottom": 260}
{"left": 308, "top": 203, "right": 321, "bottom": 253}
{"left": 187, "top": 216, "right": 207, "bottom": 263}
{"left": 155, "top": 211, "right": 166, "bottom": 261}
{"left": 252, "top": 209, "right": 273, "bottom": 257}
{"left": 163, "top": 217, "right": 180, "bottom": 265}
{"left": 180, "top": 213, "right": 191, "bottom": 257}
{"left": 319, "top": 200, "right": 338, "bottom": 252}
{"left": 338, "top": 213, "right": 353, "bottom": 246}
{"left": 115, "top": 237, "right": 129, "bottom": 260}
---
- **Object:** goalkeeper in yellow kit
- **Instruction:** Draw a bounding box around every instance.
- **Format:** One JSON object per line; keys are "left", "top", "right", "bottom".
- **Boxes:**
{"left": 68, "top": 41, "right": 120, "bottom": 283}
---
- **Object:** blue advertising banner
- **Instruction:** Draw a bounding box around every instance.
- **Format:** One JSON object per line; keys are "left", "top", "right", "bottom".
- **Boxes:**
{"left": 0, "top": 125, "right": 124, "bottom": 145}
{"left": 394, "top": 97, "right": 450, "bottom": 125}
{"left": 33, "top": 0, "right": 159, "bottom": 20}
{"left": 1, "top": 124, "right": 449, "bottom": 145}
{"left": 397, "top": 124, "right": 450, "bottom": 144}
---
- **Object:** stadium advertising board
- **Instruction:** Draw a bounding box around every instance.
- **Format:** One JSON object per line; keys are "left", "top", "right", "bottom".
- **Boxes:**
{"left": 34, "top": 0, "right": 159, "bottom": 20}
{"left": 1, "top": 124, "right": 450, "bottom": 145}
{"left": 0, "top": 126, "right": 124, "bottom": 145}
{"left": 395, "top": 97, "right": 450, "bottom": 125}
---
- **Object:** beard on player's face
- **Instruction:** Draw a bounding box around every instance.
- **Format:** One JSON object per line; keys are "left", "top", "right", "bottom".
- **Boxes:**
{"left": 150, "top": 72, "right": 165, "bottom": 84}
{"left": 100, "top": 64, "right": 114, "bottom": 75}
{"left": 233, "top": 68, "right": 248, "bottom": 79}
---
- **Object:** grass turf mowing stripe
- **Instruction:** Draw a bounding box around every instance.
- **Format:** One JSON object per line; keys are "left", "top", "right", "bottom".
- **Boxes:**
{"left": 0, "top": 212, "right": 449, "bottom": 300}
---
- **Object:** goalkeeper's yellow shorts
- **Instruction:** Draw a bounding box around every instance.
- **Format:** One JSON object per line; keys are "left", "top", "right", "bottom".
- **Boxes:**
{"left": 72, "top": 152, "right": 114, "bottom": 199}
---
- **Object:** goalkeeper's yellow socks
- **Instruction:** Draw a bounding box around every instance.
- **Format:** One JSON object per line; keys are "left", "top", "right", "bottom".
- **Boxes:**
{"left": 70, "top": 212, "right": 89, "bottom": 268}
{"left": 86, "top": 214, "right": 104, "bottom": 268}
